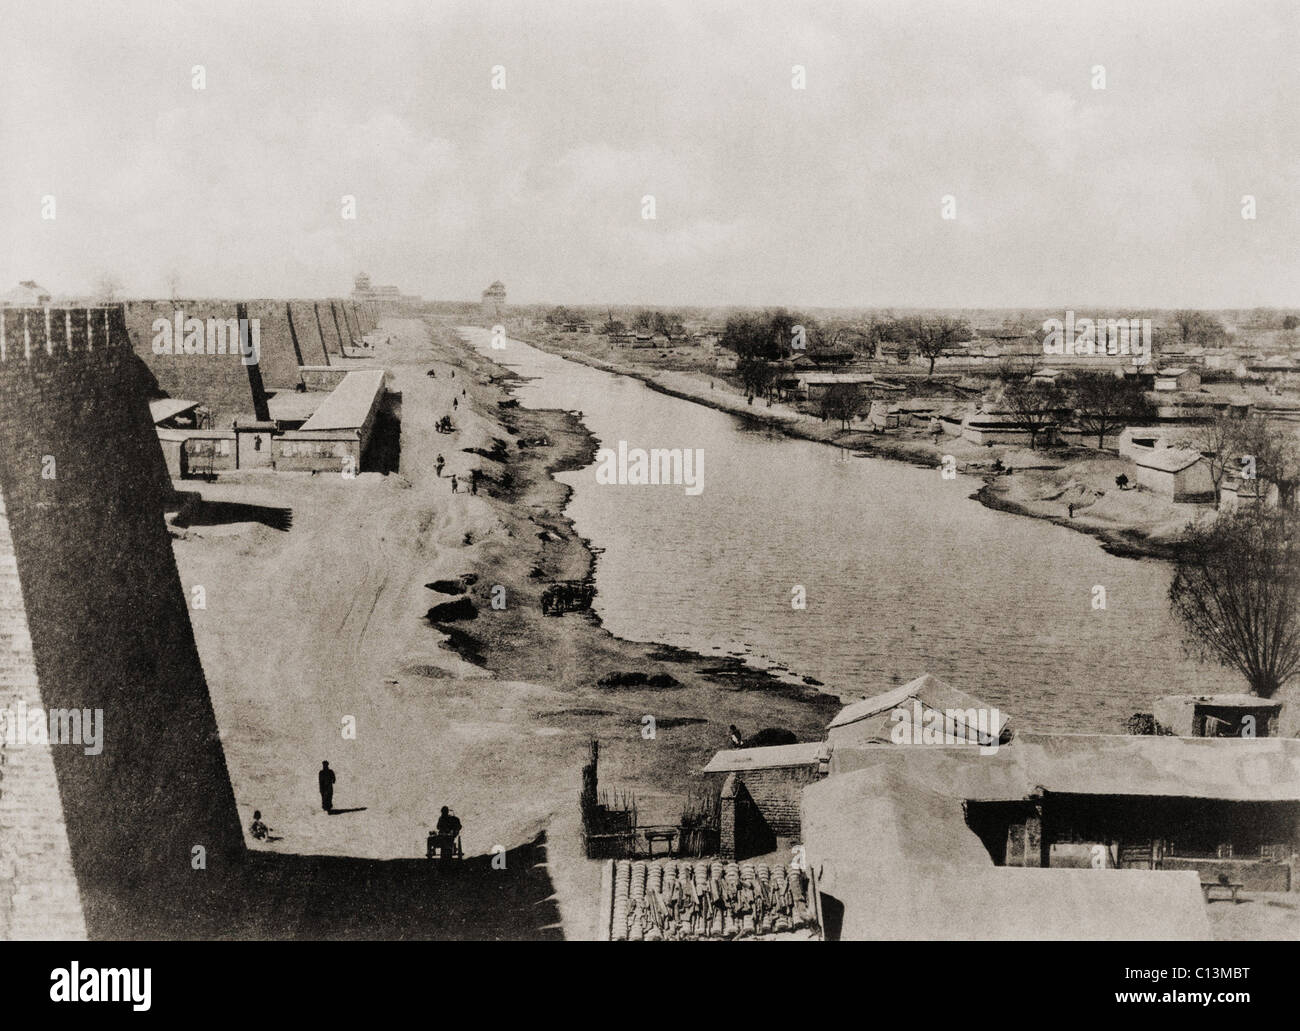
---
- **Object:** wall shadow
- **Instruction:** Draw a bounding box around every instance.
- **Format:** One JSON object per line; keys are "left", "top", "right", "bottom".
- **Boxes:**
{"left": 178, "top": 833, "right": 565, "bottom": 940}
{"left": 175, "top": 500, "right": 294, "bottom": 531}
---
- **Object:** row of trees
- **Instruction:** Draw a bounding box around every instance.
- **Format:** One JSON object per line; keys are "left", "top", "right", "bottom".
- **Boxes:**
{"left": 720, "top": 310, "right": 973, "bottom": 380}
{"left": 1162, "top": 310, "right": 1229, "bottom": 349}
{"left": 542, "top": 306, "right": 586, "bottom": 326}
{"left": 545, "top": 307, "right": 688, "bottom": 338}
{"left": 630, "top": 309, "right": 685, "bottom": 336}
{"left": 997, "top": 372, "right": 1154, "bottom": 450}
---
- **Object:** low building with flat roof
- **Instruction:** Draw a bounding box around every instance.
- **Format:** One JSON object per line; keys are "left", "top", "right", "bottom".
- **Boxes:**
{"left": 272, "top": 369, "right": 386, "bottom": 473}
{"left": 803, "top": 763, "right": 1211, "bottom": 940}
{"left": 1134, "top": 447, "right": 1214, "bottom": 502}
{"left": 703, "top": 743, "right": 828, "bottom": 859}
{"left": 155, "top": 429, "right": 237, "bottom": 479}
{"left": 828, "top": 732, "right": 1300, "bottom": 892}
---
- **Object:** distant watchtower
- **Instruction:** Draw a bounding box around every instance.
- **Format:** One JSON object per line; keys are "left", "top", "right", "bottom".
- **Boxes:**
{"left": 481, "top": 281, "right": 506, "bottom": 322}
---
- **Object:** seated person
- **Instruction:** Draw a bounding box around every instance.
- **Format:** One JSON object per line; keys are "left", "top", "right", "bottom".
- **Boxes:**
{"left": 249, "top": 810, "right": 270, "bottom": 841}
{"left": 436, "top": 806, "right": 461, "bottom": 839}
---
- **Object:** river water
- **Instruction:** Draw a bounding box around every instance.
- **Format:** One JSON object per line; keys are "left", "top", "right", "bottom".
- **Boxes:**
{"left": 464, "top": 329, "right": 1224, "bottom": 732}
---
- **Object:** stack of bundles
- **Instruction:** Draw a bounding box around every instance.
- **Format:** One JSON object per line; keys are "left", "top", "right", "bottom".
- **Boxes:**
{"left": 616, "top": 858, "right": 814, "bottom": 940}
{"left": 612, "top": 861, "right": 632, "bottom": 941}
{"left": 643, "top": 862, "right": 664, "bottom": 942}
{"left": 628, "top": 861, "right": 647, "bottom": 942}
{"left": 788, "top": 858, "right": 812, "bottom": 927}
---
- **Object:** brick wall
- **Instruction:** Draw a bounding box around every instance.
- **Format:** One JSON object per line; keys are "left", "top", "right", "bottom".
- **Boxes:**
{"left": 272, "top": 433, "right": 359, "bottom": 473}
{"left": 299, "top": 367, "right": 353, "bottom": 392}
{"left": 719, "top": 765, "right": 822, "bottom": 860}
{"left": 0, "top": 306, "right": 245, "bottom": 938}
{"left": 738, "top": 766, "right": 822, "bottom": 837}
{"left": 0, "top": 506, "right": 85, "bottom": 939}
{"left": 331, "top": 301, "right": 352, "bottom": 352}
{"left": 290, "top": 302, "right": 330, "bottom": 366}
{"left": 122, "top": 300, "right": 263, "bottom": 425}
{"left": 357, "top": 302, "right": 377, "bottom": 334}
{"left": 245, "top": 300, "right": 304, "bottom": 391}
{"left": 315, "top": 301, "right": 342, "bottom": 358}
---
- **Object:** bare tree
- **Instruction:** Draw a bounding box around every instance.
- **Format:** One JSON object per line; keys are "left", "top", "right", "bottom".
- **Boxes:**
{"left": 94, "top": 273, "right": 123, "bottom": 303}
{"left": 1234, "top": 415, "right": 1300, "bottom": 510}
{"left": 819, "top": 382, "right": 863, "bottom": 429}
{"left": 1166, "top": 310, "right": 1228, "bottom": 349}
{"left": 996, "top": 352, "right": 1040, "bottom": 381}
{"left": 999, "top": 378, "right": 1064, "bottom": 450}
{"left": 1188, "top": 411, "right": 1247, "bottom": 503}
{"left": 894, "top": 316, "right": 970, "bottom": 378}
{"left": 1169, "top": 506, "right": 1300, "bottom": 698}
{"left": 1066, "top": 372, "right": 1154, "bottom": 450}
{"left": 737, "top": 353, "right": 775, "bottom": 401}
{"left": 826, "top": 324, "right": 876, "bottom": 359}
{"left": 918, "top": 316, "right": 970, "bottom": 378}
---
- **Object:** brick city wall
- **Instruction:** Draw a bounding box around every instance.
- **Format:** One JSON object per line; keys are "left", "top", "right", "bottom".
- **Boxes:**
{"left": 289, "top": 301, "right": 330, "bottom": 366}
{"left": 326, "top": 301, "right": 348, "bottom": 354}
{"left": 122, "top": 300, "right": 264, "bottom": 424}
{"left": 0, "top": 504, "right": 85, "bottom": 939}
{"left": 245, "top": 300, "right": 305, "bottom": 390}
{"left": 0, "top": 306, "right": 245, "bottom": 938}
{"left": 121, "top": 298, "right": 377, "bottom": 423}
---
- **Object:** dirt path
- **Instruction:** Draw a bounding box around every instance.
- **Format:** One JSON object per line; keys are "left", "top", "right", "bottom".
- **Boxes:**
{"left": 176, "top": 320, "right": 578, "bottom": 866}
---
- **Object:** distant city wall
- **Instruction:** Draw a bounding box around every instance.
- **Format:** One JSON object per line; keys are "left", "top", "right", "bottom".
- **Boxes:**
{"left": 325, "top": 301, "right": 346, "bottom": 355}
{"left": 122, "top": 299, "right": 381, "bottom": 423}
{"left": 290, "top": 301, "right": 330, "bottom": 366}
{"left": 245, "top": 300, "right": 303, "bottom": 390}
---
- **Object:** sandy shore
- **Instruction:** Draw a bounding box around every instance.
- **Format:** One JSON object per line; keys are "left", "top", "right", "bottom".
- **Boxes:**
{"left": 171, "top": 315, "right": 839, "bottom": 939}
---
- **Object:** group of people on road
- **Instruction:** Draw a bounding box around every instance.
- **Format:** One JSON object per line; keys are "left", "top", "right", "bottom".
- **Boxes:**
{"left": 435, "top": 454, "right": 480, "bottom": 495}
{"left": 249, "top": 762, "right": 463, "bottom": 860}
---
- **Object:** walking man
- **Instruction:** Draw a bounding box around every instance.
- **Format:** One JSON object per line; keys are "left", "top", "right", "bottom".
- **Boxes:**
{"left": 450, "top": 474, "right": 458, "bottom": 494}
{"left": 319, "top": 760, "right": 335, "bottom": 813}
{"left": 435, "top": 453, "right": 445, "bottom": 477}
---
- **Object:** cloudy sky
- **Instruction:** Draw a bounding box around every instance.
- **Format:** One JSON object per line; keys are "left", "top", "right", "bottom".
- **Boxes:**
{"left": 3, "top": 0, "right": 1297, "bottom": 308}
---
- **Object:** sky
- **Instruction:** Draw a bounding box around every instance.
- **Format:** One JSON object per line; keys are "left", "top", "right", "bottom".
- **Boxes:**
{"left": 3, "top": 0, "right": 1298, "bottom": 308}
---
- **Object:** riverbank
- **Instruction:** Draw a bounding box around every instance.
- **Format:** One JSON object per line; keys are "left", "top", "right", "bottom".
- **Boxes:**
{"left": 174, "top": 315, "right": 841, "bottom": 939}
{"left": 510, "top": 328, "right": 1207, "bottom": 560}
